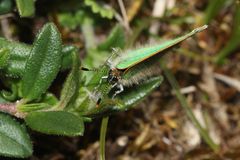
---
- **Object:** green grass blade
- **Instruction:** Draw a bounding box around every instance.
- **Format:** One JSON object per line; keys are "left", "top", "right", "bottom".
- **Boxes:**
{"left": 160, "top": 61, "right": 219, "bottom": 152}
{"left": 215, "top": 3, "right": 240, "bottom": 64}
{"left": 204, "top": 0, "right": 226, "bottom": 24}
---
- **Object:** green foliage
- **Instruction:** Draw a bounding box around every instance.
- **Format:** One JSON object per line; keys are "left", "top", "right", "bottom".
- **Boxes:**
{"left": 160, "top": 61, "right": 219, "bottom": 152}
{"left": 98, "top": 25, "right": 126, "bottom": 51}
{"left": 61, "top": 45, "right": 78, "bottom": 70}
{"left": 0, "top": 0, "right": 12, "bottom": 15}
{"left": 1, "top": 82, "right": 18, "bottom": 101}
{"left": 70, "top": 70, "right": 163, "bottom": 117}
{"left": 0, "top": 37, "right": 76, "bottom": 78}
{"left": 84, "top": 0, "right": 115, "bottom": 19}
{"left": 15, "top": 0, "right": 35, "bottom": 17}
{"left": 0, "top": 48, "right": 10, "bottom": 69}
{"left": 0, "top": 4, "right": 209, "bottom": 158}
{"left": 58, "top": 11, "right": 85, "bottom": 30}
{"left": 204, "top": 0, "right": 227, "bottom": 24}
{"left": 25, "top": 111, "right": 84, "bottom": 136}
{"left": 215, "top": 3, "right": 240, "bottom": 64}
{"left": 0, "top": 38, "right": 31, "bottom": 78}
{"left": 0, "top": 94, "right": 8, "bottom": 103}
{"left": 21, "top": 23, "right": 62, "bottom": 101}
{"left": 18, "top": 103, "right": 51, "bottom": 112}
{"left": 0, "top": 112, "right": 32, "bottom": 158}
{"left": 57, "top": 51, "right": 81, "bottom": 110}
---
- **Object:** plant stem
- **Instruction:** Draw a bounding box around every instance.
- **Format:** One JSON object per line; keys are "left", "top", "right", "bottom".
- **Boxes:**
{"left": 160, "top": 61, "right": 219, "bottom": 152}
{"left": 100, "top": 116, "right": 109, "bottom": 160}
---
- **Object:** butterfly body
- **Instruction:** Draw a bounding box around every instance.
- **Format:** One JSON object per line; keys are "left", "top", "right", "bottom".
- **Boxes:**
{"left": 87, "top": 25, "right": 208, "bottom": 106}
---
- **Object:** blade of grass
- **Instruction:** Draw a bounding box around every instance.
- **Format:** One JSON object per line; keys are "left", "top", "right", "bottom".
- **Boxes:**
{"left": 99, "top": 116, "right": 109, "bottom": 160}
{"left": 215, "top": 3, "right": 240, "bottom": 64}
{"left": 204, "top": 0, "right": 226, "bottom": 24}
{"left": 160, "top": 60, "right": 219, "bottom": 152}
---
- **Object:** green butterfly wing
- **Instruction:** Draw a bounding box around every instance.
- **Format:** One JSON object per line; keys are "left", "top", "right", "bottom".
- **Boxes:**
{"left": 116, "top": 25, "right": 207, "bottom": 70}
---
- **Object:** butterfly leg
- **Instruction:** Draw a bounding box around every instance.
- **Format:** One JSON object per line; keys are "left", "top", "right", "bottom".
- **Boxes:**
{"left": 95, "top": 76, "right": 111, "bottom": 107}
{"left": 100, "top": 76, "right": 108, "bottom": 84}
{"left": 112, "top": 83, "right": 124, "bottom": 98}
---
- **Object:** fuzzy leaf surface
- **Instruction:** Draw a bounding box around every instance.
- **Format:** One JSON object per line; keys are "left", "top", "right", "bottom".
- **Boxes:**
{"left": 0, "top": 112, "right": 32, "bottom": 158}
{"left": 22, "top": 23, "right": 62, "bottom": 101}
{"left": 25, "top": 111, "right": 84, "bottom": 136}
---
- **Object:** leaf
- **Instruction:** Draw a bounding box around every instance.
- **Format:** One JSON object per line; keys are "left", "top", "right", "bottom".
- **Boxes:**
{"left": 18, "top": 93, "right": 58, "bottom": 113}
{"left": 0, "top": 0, "right": 12, "bottom": 15}
{"left": 0, "top": 37, "right": 75, "bottom": 77}
{"left": 0, "top": 48, "right": 10, "bottom": 69}
{"left": 0, "top": 37, "right": 31, "bottom": 78}
{"left": 1, "top": 83, "right": 18, "bottom": 101}
{"left": 98, "top": 25, "right": 126, "bottom": 51}
{"left": 25, "top": 111, "right": 84, "bottom": 136}
{"left": 0, "top": 112, "right": 32, "bottom": 158}
{"left": 22, "top": 23, "right": 62, "bottom": 101}
{"left": 0, "top": 94, "right": 8, "bottom": 103}
{"left": 117, "top": 76, "right": 164, "bottom": 110}
{"left": 75, "top": 76, "right": 164, "bottom": 117}
{"left": 84, "top": 0, "right": 115, "bottom": 19}
{"left": 57, "top": 51, "right": 80, "bottom": 110}
{"left": 18, "top": 103, "right": 51, "bottom": 112}
{"left": 61, "top": 45, "right": 78, "bottom": 70}
{"left": 15, "top": 0, "right": 35, "bottom": 17}
{"left": 41, "top": 93, "right": 59, "bottom": 106}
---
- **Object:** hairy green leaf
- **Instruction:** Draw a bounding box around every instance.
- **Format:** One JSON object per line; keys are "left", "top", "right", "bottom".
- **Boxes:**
{"left": 73, "top": 76, "right": 163, "bottom": 117}
{"left": 25, "top": 111, "right": 84, "bottom": 136}
{"left": 57, "top": 51, "right": 80, "bottom": 110}
{"left": 15, "top": 0, "right": 35, "bottom": 17}
{"left": 22, "top": 23, "right": 62, "bottom": 101}
{"left": 0, "top": 38, "right": 31, "bottom": 78}
{"left": 0, "top": 48, "right": 10, "bottom": 69}
{"left": 0, "top": 112, "right": 32, "bottom": 158}
{"left": 0, "top": 37, "right": 75, "bottom": 77}
{"left": 61, "top": 45, "right": 78, "bottom": 70}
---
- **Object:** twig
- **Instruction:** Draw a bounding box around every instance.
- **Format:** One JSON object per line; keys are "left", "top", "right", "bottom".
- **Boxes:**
{"left": 117, "top": 0, "right": 131, "bottom": 33}
{"left": 214, "top": 73, "right": 240, "bottom": 92}
{"left": 0, "top": 103, "right": 25, "bottom": 118}
{"left": 171, "top": 85, "right": 196, "bottom": 95}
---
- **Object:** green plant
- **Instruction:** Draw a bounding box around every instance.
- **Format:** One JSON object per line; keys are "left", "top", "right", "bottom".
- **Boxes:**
{"left": 0, "top": 22, "right": 211, "bottom": 159}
